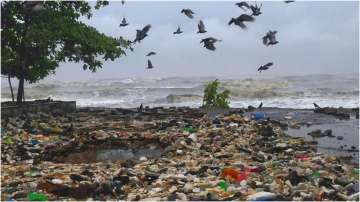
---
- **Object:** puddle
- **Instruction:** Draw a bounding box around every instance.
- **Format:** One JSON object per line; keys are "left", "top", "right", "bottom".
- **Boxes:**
{"left": 52, "top": 143, "right": 163, "bottom": 164}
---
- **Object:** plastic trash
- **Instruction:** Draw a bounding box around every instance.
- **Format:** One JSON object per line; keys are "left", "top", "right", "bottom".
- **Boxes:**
{"left": 236, "top": 172, "right": 248, "bottom": 183}
{"left": 221, "top": 167, "right": 240, "bottom": 180}
{"left": 247, "top": 191, "right": 277, "bottom": 201}
{"left": 218, "top": 180, "right": 228, "bottom": 192}
{"left": 27, "top": 192, "right": 48, "bottom": 201}
{"left": 312, "top": 170, "right": 321, "bottom": 178}
{"left": 183, "top": 127, "right": 197, "bottom": 133}
{"left": 254, "top": 112, "right": 266, "bottom": 121}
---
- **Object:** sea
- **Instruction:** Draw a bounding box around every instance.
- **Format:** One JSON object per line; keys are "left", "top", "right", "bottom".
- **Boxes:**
{"left": 1, "top": 74, "right": 359, "bottom": 109}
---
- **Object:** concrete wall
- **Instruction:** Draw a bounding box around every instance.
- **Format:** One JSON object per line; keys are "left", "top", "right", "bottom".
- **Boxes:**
{"left": 1, "top": 101, "right": 76, "bottom": 118}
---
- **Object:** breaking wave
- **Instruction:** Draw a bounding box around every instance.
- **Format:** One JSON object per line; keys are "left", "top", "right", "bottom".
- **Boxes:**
{"left": 1, "top": 75, "right": 358, "bottom": 109}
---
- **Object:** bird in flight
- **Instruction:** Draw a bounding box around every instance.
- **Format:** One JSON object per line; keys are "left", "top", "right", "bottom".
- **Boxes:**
{"left": 133, "top": 24, "right": 151, "bottom": 43}
{"left": 147, "top": 59, "right": 154, "bottom": 69}
{"left": 146, "top": 51, "right": 156, "bottom": 56}
{"left": 200, "top": 37, "right": 222, "bottom": 51}
{"left": 284, "top": 0, "right": 295, "bottom": 3}
{"left": 262, "top": 30, "right": 279, "bottom": 46}
{"left": 119, "top": 17, "right": 128, "bottom": 27}
{"left": 197, "top": 20, "right": 207, "bottom": 34}
{"left": 228, "top": 14, "right": 255, "bottom": 29}
{"left": 235, "top": 2, "right": 250, "bottom": 11}
{"left": 258, "top": 62, "right": 274, "bottom": 73}
{"left": 313, "top": 102, "right": 320, "bottom": 108}
{"left": 250, "top": 3, "right": 262, "bottom": 16}
{"left": 181, "top": 9, "right": 195, "bottom": 19}
{"left": 173, "top": 26, "right": 183, "bottom": 34}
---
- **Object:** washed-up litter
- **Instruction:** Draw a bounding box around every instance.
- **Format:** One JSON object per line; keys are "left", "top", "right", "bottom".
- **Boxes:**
{"left": 1, "top": 107, "right": 359, "bottom": 201}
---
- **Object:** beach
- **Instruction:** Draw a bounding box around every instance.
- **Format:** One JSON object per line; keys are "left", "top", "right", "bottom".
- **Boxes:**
{"left": 1, "top": 105, "right": 359, "bottom": 201}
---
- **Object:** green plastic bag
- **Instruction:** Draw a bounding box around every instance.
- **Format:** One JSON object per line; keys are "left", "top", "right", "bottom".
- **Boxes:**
{"left": 183, "top": 127, "right": 197, "bottom": 133}
{"left": 218, "top": 180, "right": 228, "bottom": 192}
{"left": 312, "top": 170, "right": 321, "bottom": 178}
{"left": 27, "top": 192, "right": 48, "bottom": 201}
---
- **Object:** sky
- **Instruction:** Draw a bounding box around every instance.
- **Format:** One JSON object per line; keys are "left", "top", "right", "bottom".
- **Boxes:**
{"left": 29, "top": 1, "right": 360, "bottom": 81}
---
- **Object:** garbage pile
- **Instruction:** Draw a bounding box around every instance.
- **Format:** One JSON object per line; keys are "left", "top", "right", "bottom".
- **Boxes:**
{"left": 1, "top": 107, "right": 359, "bottom": 201}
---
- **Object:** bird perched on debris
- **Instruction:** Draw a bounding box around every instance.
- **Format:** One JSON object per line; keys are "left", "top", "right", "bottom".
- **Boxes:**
{"left": 147, "top": 59, "right": 154, "bottom": 69}
{"left": 173, "top": 26, "right": 183, "bottom": 34}
{"left": 133, "top": 24, "right": 151, "bottom": 43}
{"left": 200, "top": 37, "right": 222, "bottom": 51}
{"left": 235, "top": 2, "right": 250, "bottom": 11}
{"left": 258, "top": 62, "right": 274, "bottom": 73}
{"left": 228, "top": 14, "right": 255, "bottom": 29}
{"left": 257, "top": 102, "right": 263, "bottom": 109}
{"left": 250, "top": 3, "right": 262, "bottom": 16}
{"left": 262, "top": 30, "right": 279, "bottom": 46}
{"left": 284, "top": 0, "right": 295, "bottom": 3}
{"left": 181, "top": 9, "right": 195, "bottom": 19}
{"left": 197, "top": 20, "right": 207, "bottom": 33}
{"left": 313, "top": 103, "right": 320, "bottom": 108}
{"left": 146, "top": 51, "right": 156, "bottom": 56}
{"left": 119, "top": 17, "right": 128, "bottom": 27}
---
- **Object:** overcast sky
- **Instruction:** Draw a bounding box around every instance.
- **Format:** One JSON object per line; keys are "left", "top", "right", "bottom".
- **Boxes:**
{"left": 45, "top": 1, "right": 359, "bottom": 81}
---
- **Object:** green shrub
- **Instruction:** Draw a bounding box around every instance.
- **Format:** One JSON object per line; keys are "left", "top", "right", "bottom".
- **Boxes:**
{"left": 202, "top": 79, "right": 230, "bottom": 108}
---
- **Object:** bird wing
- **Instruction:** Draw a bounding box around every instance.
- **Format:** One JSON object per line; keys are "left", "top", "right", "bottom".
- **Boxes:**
{"left": 177, "top": 26, "right": 181, "bottom": 32}
{"left": 265, "top": 62, "right": 274, "bottom": 67}
{"left": 228, "top": 18, "right": 235, "bottom": 25}
{"left": 198, "top": 20, "right": 205, "bottom": 31}
{"left": 147, "top": 60, "right": 153, "bottom": 68}
{"left": 262, "top": 35, "right": 268, "bottom": 45}
{"left": 239, "top": 14, "right": 254, "bottom": 22}
{"left": 142, "top": 24, "right": 151, "bottom": 34}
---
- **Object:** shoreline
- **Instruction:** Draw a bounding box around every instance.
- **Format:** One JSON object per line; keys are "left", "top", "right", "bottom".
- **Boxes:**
{"left": 1, "top": 104, "right": 359, "bottom": 200}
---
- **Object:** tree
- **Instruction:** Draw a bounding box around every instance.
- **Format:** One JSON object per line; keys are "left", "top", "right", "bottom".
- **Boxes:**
{"left": 1, "top": 1, "right": 131, "bottom": 103}
{"left": 202, "top": 79, "right": 230, "bottom": 108}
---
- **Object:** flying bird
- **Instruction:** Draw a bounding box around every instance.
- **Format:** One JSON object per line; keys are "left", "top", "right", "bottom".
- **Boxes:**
{"left": 197, "top": 20, "right": 207, "bottom": 33}
{"left": 146, "top": 51, "right": 156, "bottom": 56}
{"left": 284, "top": 0, "right": 295, "bottom": 3}
{"left": 228, "top": 14, "right": 255, "bottom": 29}
{"left": 200, "top": 37, "right": 222, "bottom": 51}
{"left": 235, "top": 2, "right": 250, "bottom": 11}
{"left": 119, "top": 17, "right": 128, "bottom": 27}
{"left": 258, "top": 62, "right": 274, "bottom": 73}
{"left": 250, "top": 3, "right": 262, "bottom": 16}
{"left": 147, "top": 59, "right": 154, "bottom": 69}
{"left": 133, "top": 24, "right": 151, "bottom": 43}
{"left": 257, "top": 102, "right": 263, "bottom": 109}
{"left": 181, "top": 9, "right": 195, "bottom": 19}
{"left": 262, "top": 30, "right": 278, "bottom": 46}
{"left": 173, "top": 26, "right": 183, "bottom": 34}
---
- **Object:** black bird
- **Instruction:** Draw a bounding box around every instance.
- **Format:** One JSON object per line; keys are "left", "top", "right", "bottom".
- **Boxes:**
{"left": 200, "top": 37, "right": 222, "bottom": 51}
{"left": 197, "top": 20, "right": 207, "bottom": 33}
{"left": 313, "top": 103, "right": 320, "bottom": 108}
{"left": 181, "top": 9, "right": 195, "bottom": 19}
{"left": 284, "top": 0, "right": 295, "bottom": 3}
{"left": 119, "top": 17, "right": 128, "bottom": 27}
{"left": 262, "top": 30, "right": 278, "bottom": 46}
{"left": 133, "top": 24, "right": 151, "bottom": 43}
{"left": 258, "top": 62, "right": 274, "bottom": 73}
{"left": 228, "top": 14, "right": 255, "bottom": 29}
{"left": 146, "top": 51, "right": 156, "bottom": 56}
{"left": 138, "top": 104, "right": 143, "bottom": 112}
{"left": 250, "top": 3, "right": 262, "bottom": 16}
{"left": 173, "top": 26, "right": 183, "bottom": 34}
{"left": 121, "top": 0, "right": 125, "bottom": 5}
{"left": 235, "top": 2, "right": 250, "bottom": 11}
{"left": 147, "top": 59, "right": 154, "bottom": 69}
{"left": 257, "top": 102, "right": 263, "bottom": 109}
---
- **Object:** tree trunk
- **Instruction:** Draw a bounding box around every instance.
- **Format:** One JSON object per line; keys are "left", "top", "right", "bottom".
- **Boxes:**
{"left": 16, "top": 76, "right": 25, "bottom": 103}
{"left": 8, "top": 75, "right": 14, "bottom": 102}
